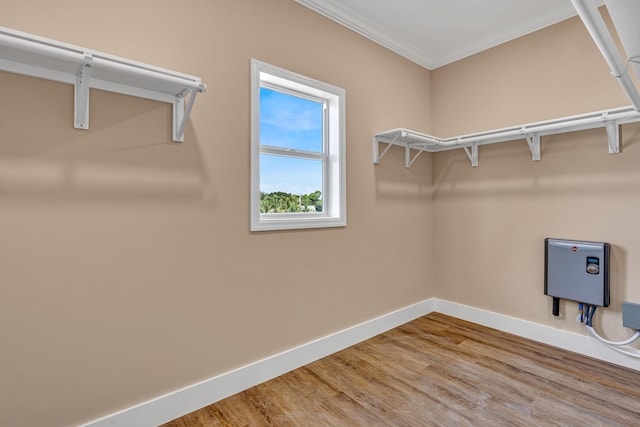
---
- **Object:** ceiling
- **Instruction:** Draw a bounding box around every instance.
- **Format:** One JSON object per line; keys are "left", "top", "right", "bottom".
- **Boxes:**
{"left": 295, "top": 0, "right": 600, "bottom": 70}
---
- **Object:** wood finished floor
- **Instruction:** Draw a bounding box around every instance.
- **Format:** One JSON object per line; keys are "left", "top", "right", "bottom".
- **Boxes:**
{"left": 162, "top": 313, "right": 640, "bottom": 426}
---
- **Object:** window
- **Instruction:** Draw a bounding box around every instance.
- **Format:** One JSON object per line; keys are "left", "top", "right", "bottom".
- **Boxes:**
{"left": 250, "top": 59, "right": 346, "bottom": 231}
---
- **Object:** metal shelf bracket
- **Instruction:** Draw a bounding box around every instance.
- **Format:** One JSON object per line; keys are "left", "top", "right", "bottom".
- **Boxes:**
{"left": 405, "top": 144, "right": 428, "bottom": 168}
{"left": 173, "top": 88, "right": 199, "bottom": 142}
{"left": 605, "top": 117, "right": 620, "bottom": 154}
{"left": 463, "top": 143, "right": 478, "bottom": 167}
{"left": 373, "top": 133, "right": 398, "bottom": 164}
{"left": 74, "top": 53, "right": 93, "bottom": 130}
{"left": 526, "top": 134, "right": 541, "bottom": 161}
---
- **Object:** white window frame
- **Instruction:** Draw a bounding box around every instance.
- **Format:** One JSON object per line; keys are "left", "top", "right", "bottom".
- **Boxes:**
{"left": 250, "top": 59, "right": 346, "bottom": 231}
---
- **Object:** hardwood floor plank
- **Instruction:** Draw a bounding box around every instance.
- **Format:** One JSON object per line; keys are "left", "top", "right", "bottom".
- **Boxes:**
{"left": 458, "top": 339, "right": 640, "bottom": 426}
{"left": 308, "top": 355, "right": 433, "bottom": 426}
{"left": 162, "top": 313, "right": 640, "bottom": 426}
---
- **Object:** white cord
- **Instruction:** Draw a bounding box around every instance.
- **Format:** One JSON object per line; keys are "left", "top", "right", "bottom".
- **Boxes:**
{"left": 586, "top": 324, "right": 640, "bottom": 346}
{"left": 586, "top": 326, "right": 640, "bottom": 358}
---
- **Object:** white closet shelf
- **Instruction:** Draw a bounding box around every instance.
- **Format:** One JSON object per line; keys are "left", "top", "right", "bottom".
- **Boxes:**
{"left": 0, "top": 26, "right": 207, "bottom": 142}
{"left": 374, "top": 106, "right": 640, "bottom": 167}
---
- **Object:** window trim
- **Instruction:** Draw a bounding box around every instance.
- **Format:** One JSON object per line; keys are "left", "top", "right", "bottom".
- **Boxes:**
{"left": 250, "top": 59, "right": 346, "bottom": 231}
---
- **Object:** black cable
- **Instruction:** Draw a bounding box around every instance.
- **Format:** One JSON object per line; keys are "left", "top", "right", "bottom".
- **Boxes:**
{"left": 552, "top": 297, "right": 560, "bottom": 317}
{"left": 587, "top": 305, "right": 597, "bottom": 327}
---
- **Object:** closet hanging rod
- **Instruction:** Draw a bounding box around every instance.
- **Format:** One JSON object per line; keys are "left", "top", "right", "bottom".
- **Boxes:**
{"left": 0, "top": 26, "right": 207, "bottom": 141}
{"left": 374, "top": 105, "right": 640, "bottom": 167}
{"left": 381, "top": 106, "right": 639, "bottom": 150}
{"left": 571, "top": 0, "right": 640, "bottom": 110}
{"left": 0, "top": 29, "right": 206, "bottom": 93}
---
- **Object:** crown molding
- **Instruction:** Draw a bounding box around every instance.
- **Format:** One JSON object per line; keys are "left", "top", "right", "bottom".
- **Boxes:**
{"left": 295, "top": 0, "right": 435, "bottom": 69}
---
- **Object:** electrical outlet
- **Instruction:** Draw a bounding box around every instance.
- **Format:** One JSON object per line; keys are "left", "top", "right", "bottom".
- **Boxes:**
{"left": 622, "top": 302, "right": 640, "bottom": 330}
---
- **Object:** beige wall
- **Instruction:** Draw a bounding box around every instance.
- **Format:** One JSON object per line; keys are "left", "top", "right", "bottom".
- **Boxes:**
{"left": 0, "top": 1, "right": 433, "bottom": 426}
{"left": 432, "top": 14, "right": 640, "bottom": 341}
{"left": 4, "top": 2, "right": 638, "bottom": 426}
{"left": 431, "top": 13, "right": 628, "bottom": 136}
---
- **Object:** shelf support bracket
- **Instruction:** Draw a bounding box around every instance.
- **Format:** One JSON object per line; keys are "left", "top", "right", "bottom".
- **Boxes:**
{"left": 463, "top": 144, "right": 478, "bottom": 167}
{"left": 173, "top": 88, "right": 199, "bottom": 142}
{"left": 405, "top": 145, "right": 427, "bottom": 168}
{"left": 373, "top": 134, "right": 398, "bottom": 164}
{"left": 605, "top": 119, "right": 620, "bottom": 154}
{"left": 526, "top": 134, "right": 541, "bottom": 161}
{"left": 74, "top": 53, "right": 93, "bottom": 130}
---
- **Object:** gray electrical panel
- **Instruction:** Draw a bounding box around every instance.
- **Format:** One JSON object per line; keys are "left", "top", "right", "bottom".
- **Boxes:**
{"left": 545, "top": 238, "right": 610, "bottom": 307}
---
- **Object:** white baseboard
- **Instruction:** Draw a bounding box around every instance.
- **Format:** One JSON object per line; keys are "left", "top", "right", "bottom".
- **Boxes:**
{"left": 80, "top": 298, "right": 436, "bottom": 427}
{"left": 81, "top": 297, "right": 638, "bottom": 427}
{"left": 433, "top": 298, "right": 640, "bottom": 371}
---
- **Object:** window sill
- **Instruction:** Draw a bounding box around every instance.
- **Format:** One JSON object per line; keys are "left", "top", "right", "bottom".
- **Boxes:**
{"left": 251, "top": 215, "right": 346, "bottom": 232}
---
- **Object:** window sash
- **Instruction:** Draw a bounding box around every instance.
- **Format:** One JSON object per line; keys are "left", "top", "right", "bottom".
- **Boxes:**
{"left": 258, "top": 82, "right": 328, "bottom": 217}
{"left": 260, "top": 145, "right": 326, "bottom": 161}
{"left": 259, "top": 153, "right": 326, "bottom": 218}
{"left": 259, "top": 83, "right": 327, "bottom": 154}
{"left": 261, "top": 81, "right": 326, "bottom": 106}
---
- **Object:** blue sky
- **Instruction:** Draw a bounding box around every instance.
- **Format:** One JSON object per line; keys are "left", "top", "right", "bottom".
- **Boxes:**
{"left": 260, "top": 87, "right": 324, "bottom": 195}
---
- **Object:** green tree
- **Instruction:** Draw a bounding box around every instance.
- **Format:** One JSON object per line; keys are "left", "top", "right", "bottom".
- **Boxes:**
{"left": 260, "top": 191, "right": 301, "bottom": 213}
{"left": 299, "top": 190, "right": 322, "bottom": 212}
{"left": 260, "top": 190, "right": 322, "bottom": 213}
